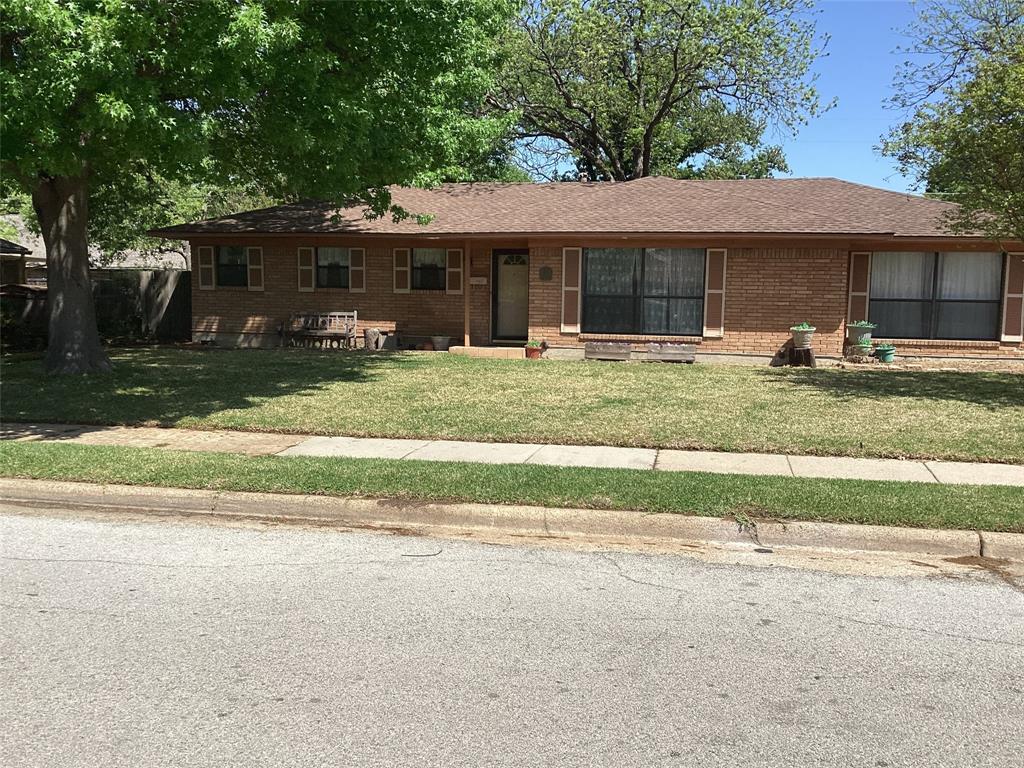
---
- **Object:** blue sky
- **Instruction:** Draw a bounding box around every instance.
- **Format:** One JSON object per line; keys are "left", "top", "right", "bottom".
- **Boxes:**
{"left": 776, "top": 0, "right": 921, "bottom": 192}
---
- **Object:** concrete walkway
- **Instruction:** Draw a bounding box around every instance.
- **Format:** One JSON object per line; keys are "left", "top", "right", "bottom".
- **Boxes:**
{"left": 3, "top": 422, "right": 1023, "bottom": 487}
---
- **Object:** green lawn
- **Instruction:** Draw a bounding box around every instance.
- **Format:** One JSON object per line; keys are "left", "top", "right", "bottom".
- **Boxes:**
{"left": 2, "top": 348, "right": 1023, "bottom": 462}
{"left": 3, "top": 441, "right": 1022, "bottom": 532}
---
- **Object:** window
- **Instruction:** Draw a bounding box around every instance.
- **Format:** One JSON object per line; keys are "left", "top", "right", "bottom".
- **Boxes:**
{"left": 411, "top": 248, "right": 446, "bottom": 290}
{"left": 317, "top": 247, "right": 349, "bottom": 288}
{"left": 870, "top": 251, "right": 1003, "bottom": 340}
{"left": 582, "top": 248, "right": 705, "bottom": 335}
{"left": 216, "top": 245, "right": 248, "bottom": 287}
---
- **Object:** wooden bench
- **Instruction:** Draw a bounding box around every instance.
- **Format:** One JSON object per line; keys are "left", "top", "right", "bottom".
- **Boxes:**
{"left": 283, "top": 311, "right": 357, "bottom": 349}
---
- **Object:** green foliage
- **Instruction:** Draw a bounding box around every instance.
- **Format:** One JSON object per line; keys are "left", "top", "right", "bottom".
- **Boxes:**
{"left": 790, "top": 322, "right": 815, "bottom": 331}
{"left": 883, "top": 0, "right": 1024, "bottom": 244}
{"left": 847, "top": 321, "right": 877, "bottom": 329}
{"left": 89, "top": 175, "right": 279, "bottom": 263}
{"left": 492, "top": 0, "right": 827, "bottom": 180}
{"left": 0, "top": 0, "right": 516, "bottom": 217}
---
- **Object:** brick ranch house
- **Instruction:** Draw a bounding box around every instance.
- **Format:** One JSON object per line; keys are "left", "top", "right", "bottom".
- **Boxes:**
{"left": 151, "top": 176, "right": 1024, "bottom": 358}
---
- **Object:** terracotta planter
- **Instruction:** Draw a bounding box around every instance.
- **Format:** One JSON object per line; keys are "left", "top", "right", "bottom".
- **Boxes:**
{"left": 525, "top": 346, "right": 543, "bottom": 359}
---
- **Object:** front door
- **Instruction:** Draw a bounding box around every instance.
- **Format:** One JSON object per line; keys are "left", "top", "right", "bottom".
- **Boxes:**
{"left": 493, "top": 249, "right": 529, "bottom": 340}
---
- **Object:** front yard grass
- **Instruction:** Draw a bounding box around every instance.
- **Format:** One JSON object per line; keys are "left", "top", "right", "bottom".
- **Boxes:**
{"left": 2, "top": 347, "right": 1022, "bottom": 463}
{"left": 2, "top": 441, "right": 1022, "bottom": 532}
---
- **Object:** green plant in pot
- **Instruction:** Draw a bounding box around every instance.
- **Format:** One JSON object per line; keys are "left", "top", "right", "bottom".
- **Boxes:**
{"left": 850, "top": 340, "right": 873, "bottom": 357}
{"left": 525, "top": 339, "right": 545, "bottom": 359}
{"left": 790, "top": 322, "right": 816, "bottom": 350}
{"left": 875, "top": 343, "right": 896, "bottom": 363}
{"left": 846, "top": 320, "right": 876, "bottom": 347}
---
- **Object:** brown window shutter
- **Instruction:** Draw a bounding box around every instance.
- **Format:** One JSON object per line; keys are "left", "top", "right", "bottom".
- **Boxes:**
{"left": 394, "top": 248, "right": 410, "bottom": 293}
{"left": 1002, "top": 252, "right": 1024, "bottom": 343}
{"left": 349, "top": 248, "right": 366, "bottom": 293}
{"left": 197, "top": 246, "right": 215, "bottom": 290}
{"left": 246, "top": 247, "right": 264, "bottom": 291}
{"left": 561, "top": 247, "right": 582, "bottom": 333}
{"left": 297, "top": 247, "right": 315, "bottom": 292}
{"left": 848, "top": 251, "right": 871, "bottom": 325}
{"left": 446, "top": 248, "right": 463, "bottom": 294}
{"left": 703, "top": 248, "right": 727, "bottom": 338}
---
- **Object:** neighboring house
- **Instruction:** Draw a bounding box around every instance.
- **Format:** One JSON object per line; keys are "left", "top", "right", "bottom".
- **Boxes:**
{"left": 0, "top": 238, "right": 31, "bottom": 284}
{"left": 150, "top": 177, "right": 1024, "bottom": 357}
{"left": 0, "top": 214, "right": 190, "bottom": 285}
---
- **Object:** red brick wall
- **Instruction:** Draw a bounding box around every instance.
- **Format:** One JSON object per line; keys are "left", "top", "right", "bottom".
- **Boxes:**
{"left": 528, "top": 245, "right": 849, "bottom": 355}
{"left": 526, "top": 244, "right": 1023, "bottom": 357}
{"left": 191, "top": 238, "right": 471, "bottom": 347}
{"left": 191, "top": 236, "right": 1023, "bottom": 357}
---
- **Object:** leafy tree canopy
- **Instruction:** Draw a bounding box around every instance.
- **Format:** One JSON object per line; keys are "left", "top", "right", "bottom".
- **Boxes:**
{"left": 491, "top": 0, "right": 828, "bottom": 181}
{"left": 882, "top": 0, "right": 1024, "bottom": 244}
{"left": 0, "top": 0, "right": 514, "bottom": 373}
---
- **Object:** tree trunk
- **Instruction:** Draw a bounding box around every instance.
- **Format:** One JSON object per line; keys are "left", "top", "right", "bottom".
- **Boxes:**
{"left": 32, "top": 173, "right": 112, "bottom": 374}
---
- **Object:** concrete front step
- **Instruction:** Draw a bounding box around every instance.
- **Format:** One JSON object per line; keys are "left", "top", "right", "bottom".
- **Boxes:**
{"left": 448, "top": 345, "right": 525, "bottom": 359}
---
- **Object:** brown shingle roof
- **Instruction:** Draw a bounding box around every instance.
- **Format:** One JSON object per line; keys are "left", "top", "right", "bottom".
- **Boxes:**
{"left": 149, "top": 176, "right": 975, "bottom": 239}
{"left": 0, "top": 237, "right": 31, "bottom": 255}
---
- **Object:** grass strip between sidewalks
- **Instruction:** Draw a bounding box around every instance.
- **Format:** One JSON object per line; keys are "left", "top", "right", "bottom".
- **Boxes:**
{"left": 2, "top": 442, "right": 1022, "bottom": 532}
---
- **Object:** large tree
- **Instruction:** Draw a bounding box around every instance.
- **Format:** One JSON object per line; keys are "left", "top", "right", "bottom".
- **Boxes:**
{"left": 490, "top": 0, "right": 827, "bottom": 180}
{"left": 882, "top": 0, "right": 1024, "bottom": 244}
{"left": 1, "top": 0, "right": 512, "bottom": 373}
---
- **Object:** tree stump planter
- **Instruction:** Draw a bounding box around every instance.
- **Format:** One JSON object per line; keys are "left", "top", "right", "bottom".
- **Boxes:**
{"left": 786, "top": 347, "right": 817, "bottom": 367}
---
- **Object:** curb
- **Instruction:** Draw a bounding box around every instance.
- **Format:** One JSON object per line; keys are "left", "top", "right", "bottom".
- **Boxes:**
{"left": 2, "top": 478, "right": 1020, "bottom": 561}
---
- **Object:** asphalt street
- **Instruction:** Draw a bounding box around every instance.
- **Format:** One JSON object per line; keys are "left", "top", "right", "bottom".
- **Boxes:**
{"left": 2, "top": 510, "right": 1022, "bottom": 767}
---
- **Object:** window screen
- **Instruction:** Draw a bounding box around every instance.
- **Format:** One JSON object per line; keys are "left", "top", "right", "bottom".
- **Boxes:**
{"left": 582, "top": 248, "right": 705, "bottom": 335}
{"left": 412, "top": 248, "right": 446, "bottom": 290}
{"left": 869, "top": 251, "right": 1002, "bottom": 340}
{"left": 216, "top": 245, "right": 248, "bottom": 287}
{"left": 317, "top": 247, "right": 349, "bottom": 288}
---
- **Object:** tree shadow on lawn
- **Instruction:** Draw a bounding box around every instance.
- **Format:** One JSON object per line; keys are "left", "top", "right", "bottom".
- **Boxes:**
{"left": 1, "top": 347, "right": 433, "bottom": 429}
{"left": 765, "top": 367, "right": 1024, "bottom": 410}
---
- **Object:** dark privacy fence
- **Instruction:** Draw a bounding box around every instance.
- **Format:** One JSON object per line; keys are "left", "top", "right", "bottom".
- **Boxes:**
{"left": 1, "top": 269, "right": 192, "bottom": 350}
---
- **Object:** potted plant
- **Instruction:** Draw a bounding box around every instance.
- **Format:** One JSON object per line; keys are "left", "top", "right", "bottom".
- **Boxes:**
{"left": 525, "top": 339, "right": 545, "bottom": 359}
{"left": 790, "top": 322, "right": 816, "bottom": 350}
{"left": 850, "top": 340, "right": 873, "bottom": 358}
{"left": 875, "top": 343, "right": 896, "bottom": 363}
{"left": 846, "top": 320, "right": 877, "bottom": 347}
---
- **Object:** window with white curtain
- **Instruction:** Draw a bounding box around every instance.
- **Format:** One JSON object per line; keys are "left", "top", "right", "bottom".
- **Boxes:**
{"left": 411, "top": 248, "right": 446, "bottom": 290}
{"left": 216, "top": 245, "right": 248, "bottom": 287}
{"left": 582, "top": 248, "right": 705, "bottom": 335}
{"left": 869, "top": 251, "right": 1003, "bottom": 340}
{"left": 316, "top": 247, "right": 349, "bottom": 288}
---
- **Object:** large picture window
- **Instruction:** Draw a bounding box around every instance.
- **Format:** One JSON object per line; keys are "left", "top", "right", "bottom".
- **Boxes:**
{"left": 216, "top": 245, "right": 248, "bottom": 287}
{"left": 411, "top": 248, "right": 446, "bottom": 290}
{"left": 869, "top": 251, "right": 1003, "bottom": 340}
{"left": 582, "top": 248, "right": 705, "bottom": 335}
{"left": 317, "top": 247, "right": 350, "bottom": 288}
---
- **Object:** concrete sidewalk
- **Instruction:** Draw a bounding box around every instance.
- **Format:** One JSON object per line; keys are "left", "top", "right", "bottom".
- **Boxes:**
{"left": 3, "top": 421, "right": 1024, "bottom": 487}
